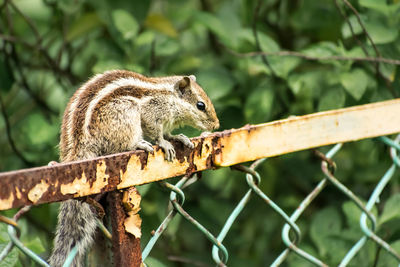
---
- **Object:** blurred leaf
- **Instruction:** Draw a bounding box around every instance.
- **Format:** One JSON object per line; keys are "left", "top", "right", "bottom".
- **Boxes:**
{"left": 303, "top": 42, "right": 340, "bottom": 57}
{"left": 137, "top": 183, "right": 152, "bottom": 197}
{"left": 341, "top": 200, "right": 378, "bottom": 234}
{"left": 258, "top": 32, "right": 280, "bottom": 53}
{"left": 195, "top": 67, "right": 234, "bottom": 100}
{"left": 310, "top": 207, "right": 342, "bottom": 257}
{"left": 244, "top": 82, "right": 274, "bottom": 123}
{"left": 112, "top": 9, "right": 139, "bottom": 40}
{"left": 144, "top": 256, "right": 168, "bottom": 267}
{"left": 379, "top": 193, "right": 400, "bottom": 225}
{"left": 58, "top": 0, "right": 84, "bottom": 14}
{"left": 342, "top": 200, "right": 363, "bottom": 227}
{"left": 216, "top": 2, "right": 242, "bottom": 48}
{"left": 194, "top": 12, "right": 232, "bottom": 47}
{"left": 318, "top": 86, "right": 346, "bottom": 111}
{"left": 13, "top": 0, "right": 51, "bottom": 20}
{"left": 340, "top": 68, "right": 369, "bottom": 100}
{"left": 359, "top": 0, "right": 392, "bottom": 14}
{"left": 341, "top": 15, "right": 363, "bottom": 39}
{"left": 136, "top": 31, "right": 156, "bottom": 46}
{"left": 24, "top": 236, "right": 46, "bottom": 254}
{"left": 67, "top": 13, "right": 102, "bottom": 42}
{"left": 243, "top": 58, "right": 272, "bottom": 76}
{"left": 155, "top": 38, "right": 180, "bottom": 56}
{"left": 145, "top": 14, "right": 178, "bottom": 38}
{"left": 168, "top": 55, "right": 202, "bottom": 73}
{"left": 92, "top": 60, "right": 124, "bottom": 74}
{"left": 203, "top": 168, "right": 231, "bottom": 191}
{"left": 269, "top": 56, "right": 301, "bottom": 79}
{"left": 0, "top": 223, "right": 9, "bottom": 242}
{"left": 0, "top": 244, "right": 18, "bottom": 267}
{"left": 165, "top": 214, "right": 182, "bottom": 237}
{"left": 288, "top": 71, "right": 324, "bottom": 97}
{"left": 376, "top": 240, "right": 400, "bottom": 266}
{"left": 291, "top": 0, "right": 341, "bottom": 39}
{"left": 364, "top": 21, "right": 398, "bottom": 44}
{"left": 199, "top": 198, "right": 232, "bottom": 225}
{"left": 24, "top": 113, "right": 58, "bottom": 146}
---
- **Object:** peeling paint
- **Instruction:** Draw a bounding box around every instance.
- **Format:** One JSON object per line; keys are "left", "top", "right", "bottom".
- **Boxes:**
{"left": 0, "top": 193, "right": 14, "bottom": 210}
{"left": 60, "top": 160, "right": 110, "bottom": 196}
{"left": 118, "top": 149, "right": 190, "bottom": 188}
{"left": 60, "top": 171, "right": 88, "bottom": 195}
{"left": 122, "top": 188, "right": 142, "bottom": 239}
{"left": 28, "top": 179, "right": 50, "bottom": 203}
{"left": 15, "top": 187, "right": 22, "bottom": 199}
{"left": 122, "top": 188, "right": 141, "bottom": 214}
{"left": 124, "top": 213, "right": 142, "bottom": 238}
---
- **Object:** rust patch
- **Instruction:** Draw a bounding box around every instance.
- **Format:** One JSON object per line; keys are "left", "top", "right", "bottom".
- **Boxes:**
{"left": 195, "top": 138, "right": 204, "bottom": 157}
{"left": 103, "top": 152, "right": 130, "bottom": 192}
{"left": 86, "top": 160, "right": 100, "bottom": 189}
{"left": 185, "top": 162, "right": 198, "bottom": 176}
{"left": 173, "top": 140, "right": 192, "bottom": 164}
{"left": 137, "top": 152, "right": 149, "bottom": 170}
{"left": 122, "top": 187, "right": 141, "bottom": 213}
{"left": 209, "top": 134, "right": 223, "bottom": 167}
{"left": 243, "top": 124, "right": 253, "bottom": 133}
{"left": 108, "top": 191, "right": 142, "bottom": 267}
{"left": 60, "top": 160, "right": 109, "bottom": 197}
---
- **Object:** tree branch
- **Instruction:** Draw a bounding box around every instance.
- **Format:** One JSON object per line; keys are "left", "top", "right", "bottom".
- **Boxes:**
{"left": 252, "top": 0, "right": 274, "bottom": 75}
{"left": 223, "top": 46, "right": 400, "bottom": 66}
{"left": 341, "top": 0, "right": 396, "bottom": 97}
{"left": 0, "top": 93, "right": 34, "bottom": 167}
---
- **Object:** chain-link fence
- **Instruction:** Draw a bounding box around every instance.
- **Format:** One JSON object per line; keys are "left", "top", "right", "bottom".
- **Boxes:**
{"left": 140, "top": 136, "right": 400, "bottom": 266}
{"left": 1, "top": 133, "right": 400, "bottom": 266}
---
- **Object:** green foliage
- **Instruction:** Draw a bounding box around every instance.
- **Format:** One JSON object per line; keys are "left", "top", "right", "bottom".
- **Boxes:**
{"left": 1, "top": 0, "right": 400, "bottom": 266}
{"left": 379, "top": 193, "right": 400, "bottom": 225}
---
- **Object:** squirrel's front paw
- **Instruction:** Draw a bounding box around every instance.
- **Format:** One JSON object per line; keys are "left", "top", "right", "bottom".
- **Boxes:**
{"left": 158, "top": 140, "right": 176, "bottom": 162}
{"left": 136, "top": 140, "right": 154, "bottom": 153}
{"left": 173, "top": 134, "right": 194, "bottom": 149}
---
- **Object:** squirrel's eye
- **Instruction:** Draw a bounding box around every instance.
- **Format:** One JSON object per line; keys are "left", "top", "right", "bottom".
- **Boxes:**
{"left": 196, "top": 101, "right": 206, "bottom": 111}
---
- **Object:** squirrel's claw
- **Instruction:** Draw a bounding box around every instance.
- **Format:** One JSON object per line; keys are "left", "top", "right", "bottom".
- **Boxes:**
{"left": 136, "top": 140, "right": 154, "bottom": 153}
{"left": 158, "top": 140, "right": 176, "bottom": 162}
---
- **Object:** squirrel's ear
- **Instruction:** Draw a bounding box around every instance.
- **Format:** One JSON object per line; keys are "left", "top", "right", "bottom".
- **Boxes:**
{"left": 177, "top": 76, "right": 191, "bottom": 94}
{"left": 189, "top": 75, "right": 196, "bottom": 82}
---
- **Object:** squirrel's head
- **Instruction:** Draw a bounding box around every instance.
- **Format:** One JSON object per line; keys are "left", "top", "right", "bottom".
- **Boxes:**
{"left": 175, "top": 75, "right": 219, "bottom": 132}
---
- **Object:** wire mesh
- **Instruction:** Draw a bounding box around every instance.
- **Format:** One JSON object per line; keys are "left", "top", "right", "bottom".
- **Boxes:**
{"left": 141, "top": 135, "right": 400, "bottom": 266}
{"left": 1, "top": 135, "right": 400, "bottom": 266}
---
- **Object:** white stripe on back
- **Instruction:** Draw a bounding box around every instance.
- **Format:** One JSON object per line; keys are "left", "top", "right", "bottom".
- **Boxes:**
{"left": 83, "top": 77, "right": 175, "bottom": 135}
{"left": 65, "top": 73, "right": 103, "bottom": 150}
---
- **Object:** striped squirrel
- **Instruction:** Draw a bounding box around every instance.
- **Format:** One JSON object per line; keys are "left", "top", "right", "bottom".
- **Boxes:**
{"left": 49, "top": 70, "right": 219, "bottom": 267}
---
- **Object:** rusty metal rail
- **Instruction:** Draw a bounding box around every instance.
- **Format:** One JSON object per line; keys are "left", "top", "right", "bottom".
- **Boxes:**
{"left": 1, "top": 98, "right": 400, "bottom": 211}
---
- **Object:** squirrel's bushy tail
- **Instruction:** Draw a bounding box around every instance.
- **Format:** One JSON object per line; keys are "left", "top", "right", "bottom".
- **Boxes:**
{"left": 49, "top": 199, "right": 97, "bottom": 267}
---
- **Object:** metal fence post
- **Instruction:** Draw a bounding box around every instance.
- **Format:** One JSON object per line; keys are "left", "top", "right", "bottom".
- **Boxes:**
{"left": 108, "top": 189, "right": 142, "bottom": 267}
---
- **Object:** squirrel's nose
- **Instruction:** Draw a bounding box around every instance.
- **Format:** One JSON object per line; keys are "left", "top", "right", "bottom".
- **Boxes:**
{"left": 213, "top": 120, "right": 220, "bottom": 130}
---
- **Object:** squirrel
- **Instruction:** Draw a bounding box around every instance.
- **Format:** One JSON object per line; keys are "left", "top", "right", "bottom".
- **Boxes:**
{"left": 49, "top": 70, "right": 219, "bottom": 267}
